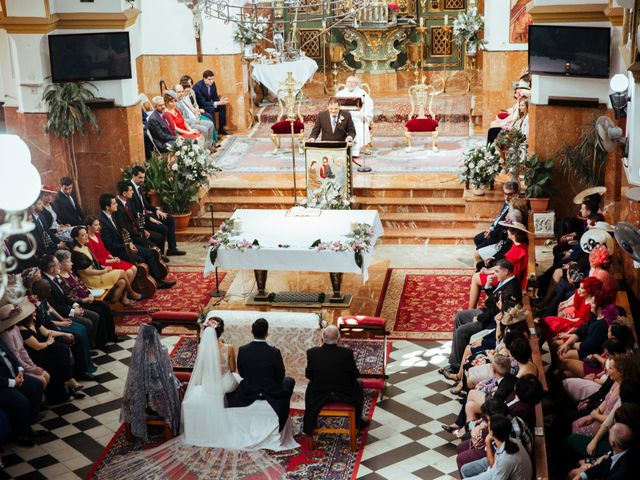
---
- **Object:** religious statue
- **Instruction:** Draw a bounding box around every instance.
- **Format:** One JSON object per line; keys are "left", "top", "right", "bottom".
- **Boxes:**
{"left": 335, "top": 76, "right": 374, "bottom": 157}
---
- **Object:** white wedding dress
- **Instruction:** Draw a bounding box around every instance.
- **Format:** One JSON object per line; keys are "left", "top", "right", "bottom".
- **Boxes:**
{"left": 97, "top": 327, "right": 297, "bottom": 479}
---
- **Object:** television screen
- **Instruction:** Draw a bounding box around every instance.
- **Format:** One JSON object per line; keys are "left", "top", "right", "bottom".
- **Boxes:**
{"left": 48, "top": 32, "right": 132, "bottom": 83}
{"left": 528, "top": 25, "right": 610, "bottom": 79}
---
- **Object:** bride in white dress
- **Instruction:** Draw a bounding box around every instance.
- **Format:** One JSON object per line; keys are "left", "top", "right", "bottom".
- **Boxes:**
{"left": 97, "top": 323, "right": 296, "bottom": 479}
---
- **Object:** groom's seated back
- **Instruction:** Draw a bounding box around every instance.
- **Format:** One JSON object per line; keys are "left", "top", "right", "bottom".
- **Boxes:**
{"left": 226, "top": 318, "right": 295, "bottom": 431}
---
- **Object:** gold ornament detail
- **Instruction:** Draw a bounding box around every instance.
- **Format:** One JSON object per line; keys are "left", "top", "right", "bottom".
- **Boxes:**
{"left": 430, "top": 26, "right": 453, "bottom": 57}
{"left": 299, "top": 29, "right": 321, "bottom": 58}
{"left": 444, "top": 0, "right": 466, "bottom": 9}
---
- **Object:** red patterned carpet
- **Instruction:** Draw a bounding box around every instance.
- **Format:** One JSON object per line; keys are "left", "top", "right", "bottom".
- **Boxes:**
{"left": 115, "top": 266, "right": 226, "bottom": 336}
{"left": 376, "top": 268, "right": 475, "bottom": 340}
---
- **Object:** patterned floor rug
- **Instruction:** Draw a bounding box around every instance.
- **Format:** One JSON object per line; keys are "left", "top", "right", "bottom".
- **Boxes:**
{"left": 215, "top": 135, "right": 483, "bottom": 173}
{"left": 87, "top": 339, "right": 388, "bottom": 480}
{"left": 115, "top": 266, "right": 226, "bottom": 336}
{"left": 376, "top": 268, "right": 475, "bottom": 341}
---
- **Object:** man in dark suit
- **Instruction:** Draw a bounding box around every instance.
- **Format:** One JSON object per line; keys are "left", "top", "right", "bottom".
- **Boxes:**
{"left": 226, "top": 318, "right": 294, "bottom": 431}
{"left": 0, "top": 302, "right": 45, "bottom": 447}
{"left": 474, "top": 181, "right": 519, "bottom": 249}
{"left": 146, "top": 96, "right": 177, "bottom": 153}
{"left": 29, "top": 200, "right": 64, "bottom": 256}
{"left": 193, "top": 69, "right": 230, "bottom": 135}
{"left": 309, "top": 97, "right": 357, "bottom": 143}
{"left": 443, "top": 259, "right": 522, "bottom": 376}
{"left": 302, "top": 325, "right": 369, "bottom": 436}
{"left": 129, "top": 166, "right": 185, "bottom": 257}
{"left": 577, "top": 422, "right": 636, "bottom": 480}
{"left": 115, "top": 181, "right": 164, "bottom": 256}
{"left": 52, "top": 177, "right": 84, "bottom": 226}
{"left": 98, "top": 194, "right": 175, "bottom": 288}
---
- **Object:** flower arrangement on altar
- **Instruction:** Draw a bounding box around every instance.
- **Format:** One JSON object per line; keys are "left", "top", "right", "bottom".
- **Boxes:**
{"left": 208, "top": 218, "right": 260, "bottom": 265}
{"left": 309, "top": 222, "right": 375, "bottom": 268}
{"left": 233, "top": 15, "right": 269, "bottom": 45}
{"left": 458, "top": 143, "right": 501, "bottom": 189}
{"left": 452, "top": 7, "right": 487, "bottom": 51}
{"left": 299, "top": 182, "right": 354, "bottom": 210}
{"left": 158, "top": 137, "right": 220, "bottom": 214}
{"left": 493, "top": 127, "right": 528, "bottom": 179}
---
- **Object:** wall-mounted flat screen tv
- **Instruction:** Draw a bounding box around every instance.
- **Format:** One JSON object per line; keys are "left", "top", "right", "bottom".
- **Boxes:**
{"left": 48, "top": 32, "right": 132, "bottom": 83}
{"left": 528, "top": 25, "right": 610, "bottom": 79}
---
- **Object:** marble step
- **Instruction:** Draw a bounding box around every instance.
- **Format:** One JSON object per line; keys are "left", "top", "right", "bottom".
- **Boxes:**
{"left": 192, "top": 211, "right": 491, "bottom": 230}
{"left": 208, "top": 186, "right": 465, "bottom": 199}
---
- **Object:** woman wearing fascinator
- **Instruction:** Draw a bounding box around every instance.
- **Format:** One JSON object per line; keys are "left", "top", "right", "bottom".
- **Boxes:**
{"left": 97, "top": 318, "right": 294, "bottom": 479}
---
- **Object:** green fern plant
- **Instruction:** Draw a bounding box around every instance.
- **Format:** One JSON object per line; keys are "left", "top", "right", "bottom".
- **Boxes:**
{"left": 42, "top": 82, "right": 100, "bottom": 203}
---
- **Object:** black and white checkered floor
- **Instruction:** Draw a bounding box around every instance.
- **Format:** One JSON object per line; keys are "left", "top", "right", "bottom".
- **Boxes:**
{"left": 1, "top": 337, "right": 470, "bottom": 479}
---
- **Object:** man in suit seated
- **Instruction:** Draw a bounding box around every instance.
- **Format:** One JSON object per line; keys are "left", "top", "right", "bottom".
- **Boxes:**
{"left": 98, "top": 194, "right": 175, "bottom": 289}
{"left": 575, "top": 422, "right": 636, "bottom": 480}
{"left": 129, "top": 167, "right": 186, "bottom": 257}
{"left": 52, "top": 176, "right": 84, "bottom": 226}
{"left": 473, "top": 181, "right": 519, "bottom": 251}
{"left": 29, "top": 200, "right": 65, "bottom": 256}
{"left": 308, "top": 97, "right": 357, "bottom": 144}
{"left": 441, "top": 259, "right": 522, "bottom": 378}
{"left": 0, "top": 301, "right": 45, "bottom": 447}
{"left": 226, "top": 318, "right": 294, "bottom": 431}
{"left": 302, "top": 325, "right": 370, "bottom": 437}
{"left": 193, "top": 69, "right": 231, "bottom": 135}
{"left": 147, "top": 96, "right": 177, "bottom": 153}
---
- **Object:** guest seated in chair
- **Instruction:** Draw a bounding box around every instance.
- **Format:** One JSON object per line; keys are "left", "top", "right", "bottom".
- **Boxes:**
{"left": 474, "top": 181, "right": 520, "bottom": 252}
{"left": 174, "top": 84, "right": 216, "bottom": 150}
{"left": 193, "top": 69, "right": 231, "bottom": 135}
{"left": 302, "top": 325, "right": 370, "bottom": 436}
{"left": 226, "top": 318, "right": 295, "bottom": 432}
{"left": 53, "top": 176, "right": 84, "bottom": 227}
{"left": 146, "top": 96, "right": 177, "bottom": 153}
{"left": 163, "top": 90, "right": 204, "bottom": 146}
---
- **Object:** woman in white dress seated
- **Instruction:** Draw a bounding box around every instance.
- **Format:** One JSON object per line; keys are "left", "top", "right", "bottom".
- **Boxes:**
{"left": 98, "top": 320, "right": 296, "bottom": 479}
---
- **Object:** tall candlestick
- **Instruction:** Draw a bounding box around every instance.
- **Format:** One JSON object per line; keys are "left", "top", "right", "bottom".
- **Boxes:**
{"left": 419, "top": 17, "right": 423, "bottom": 27}
{"left": 444, "top": 15, "right": 448, "bottom": 25}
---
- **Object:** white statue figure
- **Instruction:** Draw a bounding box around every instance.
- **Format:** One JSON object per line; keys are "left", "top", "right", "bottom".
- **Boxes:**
{"left": 335, "top": 75, "right": 374, "bottom": 157}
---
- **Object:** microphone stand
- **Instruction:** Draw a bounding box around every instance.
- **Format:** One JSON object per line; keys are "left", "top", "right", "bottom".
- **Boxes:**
{"left": 357, "top": 93, "right": 372, "bottom": 173}
{"left": 207, "top": 203, "right": 226, "bottom": 298}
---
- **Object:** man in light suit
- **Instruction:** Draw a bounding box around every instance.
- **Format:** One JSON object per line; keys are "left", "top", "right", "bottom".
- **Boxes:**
{"left": 309, "top": 97, "right": 356, "bottom": 143}
{"left": 192, "top": 70, "right": 230, "bottom": 135}
{"left": 174, "top": 83, "right": 216, "bottom": 149}
{"left": 146, "top": 96, "right": 177, "bottom": 153}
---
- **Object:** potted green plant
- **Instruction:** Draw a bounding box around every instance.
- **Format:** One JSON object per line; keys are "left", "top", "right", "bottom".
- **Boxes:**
{"left": 159, "top": 138, "right": 221, "bottom": 231}
{"left": 458, "top": 143, "right": 501, "bottom": 195}
{"left": 42, "top": 82, "right": 100, "bottom": 204}
{"left": 493, "top": 127, "right": 528, "bottom": 182}
{"left": 523, "top": 154, "right": 554, "bottom": 212}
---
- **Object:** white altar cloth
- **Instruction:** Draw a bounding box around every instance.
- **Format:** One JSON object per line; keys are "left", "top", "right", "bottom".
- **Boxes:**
{"left": 252, "top": 57, "right": 318, "bottom": 96}
{"left": 206, "top": 310, "right": 321, "bottom": 410}
{"left": 204, "top": 209, "right": 384, "bottom": 282}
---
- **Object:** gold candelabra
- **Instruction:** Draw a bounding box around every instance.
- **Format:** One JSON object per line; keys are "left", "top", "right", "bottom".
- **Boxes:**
{"left": 329, "top": 43, "right": 345, "bottom": 94}
{"left": 416, "top": 25, "right": 427, "bottom": 84}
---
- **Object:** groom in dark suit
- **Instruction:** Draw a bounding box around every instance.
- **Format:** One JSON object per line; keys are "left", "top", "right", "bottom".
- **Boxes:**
{"left": 226, "top": 318, "right": 294, "bottom": 431}
{"left": 308, "top": 97, "right": 357, "bottom": 143}
{"left": 303, "top": 325, "right": 369, "bottom": 436}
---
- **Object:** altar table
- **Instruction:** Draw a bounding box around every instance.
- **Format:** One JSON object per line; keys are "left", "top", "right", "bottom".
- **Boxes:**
{"left": 251, "top": 56, "right": 318, "bottom": 97}
{"left": 204, "top": 209, "right": 384, "bottom": 301}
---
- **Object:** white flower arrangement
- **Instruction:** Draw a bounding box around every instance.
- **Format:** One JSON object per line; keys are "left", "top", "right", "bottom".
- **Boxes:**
{"left": 299, "top": 182, "right": 354, "bottom": 210}
{"left": 452, "top": 7, "right": 487, "bottom": 49}
{"left": 309, "top": 222, "right": 375, "bottom": 268}
{"left": 208, "top": 218, "right": 259, "bottom": 265}
{"left": 233, "top": 15, "right": 269, "bottom": 45}
{"left": 459, "top": 143, "right": 500, "bottom": 188}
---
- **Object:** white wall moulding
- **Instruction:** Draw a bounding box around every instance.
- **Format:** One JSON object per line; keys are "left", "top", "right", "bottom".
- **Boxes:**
{"left": 0, "top": 8, "right": 141, "bottom": 33}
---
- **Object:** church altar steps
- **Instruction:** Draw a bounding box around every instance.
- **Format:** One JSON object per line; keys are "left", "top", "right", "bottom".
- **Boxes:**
{"left": 379, "top": 227, "right": 481, "bottom": 244}
{"left": 355, "top": 196, "right": 467, "bottom": 213}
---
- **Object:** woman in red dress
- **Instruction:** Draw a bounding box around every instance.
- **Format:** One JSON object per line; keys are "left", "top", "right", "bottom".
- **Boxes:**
{"left": 85, "top": 216, "right": 140, "bottom": 296}
{"left": 468, "top": 222, "right": 529, "bottom": 309}
{"left": 540, "top": 276, "right": 602, "bottom": 342}
{"left": 163, "top": 92, "right": 202, "bottom": 142}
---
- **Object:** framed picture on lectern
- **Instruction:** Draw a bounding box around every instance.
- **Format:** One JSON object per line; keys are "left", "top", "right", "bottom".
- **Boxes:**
{"left": 304, "top": 141, "right": 352, "bottom": 206}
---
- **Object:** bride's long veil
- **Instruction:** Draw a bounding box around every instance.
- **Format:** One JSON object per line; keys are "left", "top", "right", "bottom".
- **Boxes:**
{"left": 96, "top": 327, "right": 287, "bottom": 480}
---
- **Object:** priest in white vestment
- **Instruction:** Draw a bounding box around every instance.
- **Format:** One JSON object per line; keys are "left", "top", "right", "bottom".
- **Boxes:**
{"left": 335, "top": 76, "right": 374, "bottom": 157}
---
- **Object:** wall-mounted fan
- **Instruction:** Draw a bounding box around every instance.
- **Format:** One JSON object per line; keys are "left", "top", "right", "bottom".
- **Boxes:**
{"left": 615, "top": 222, "right": 640, "bottom": 263}
{"left": 595, "top": 116, "right": 629, "bottom": 162}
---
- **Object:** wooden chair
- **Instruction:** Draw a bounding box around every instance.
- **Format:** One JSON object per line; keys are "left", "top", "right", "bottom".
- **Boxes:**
{"left": 313, "top": 401, "right": 357, "bottom": 451}
{"left": 336, "top": 82, "right": 374, "bottom": 152}
{"left": 404, "top": 83, "right": 439, "bottom": 153}
{"left": 270, "top": 72, "right": 304, "bottom": 155}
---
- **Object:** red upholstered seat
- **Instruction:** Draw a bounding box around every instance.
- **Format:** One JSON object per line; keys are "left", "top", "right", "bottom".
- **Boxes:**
{"left": 174, "top": 371, "right": 192, "bottom": 383}
{"left": 405, "top": 117, "right": 439, "bottom": 132}
{"left": 360, "top": 378, "right": 385, "bottom": 390}
{"left": 271, "top": 120, "right": 304, "bottom": 135}
{"left": 321, "top": 402, "right": 355, "bottom": 412}
{"left": 151, "top": 311, "right": 199, "bottom": 323}
{"left": 497, "top": 111, "right": 509, "bottom": 120}
{"left": 338, "top": 315, "right": 385, "bottom": 327}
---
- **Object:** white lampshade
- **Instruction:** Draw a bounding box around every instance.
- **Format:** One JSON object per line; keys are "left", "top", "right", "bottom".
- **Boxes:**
{"left": 0, "top": 134, "right": 32, "bottom": 164}
{"left": 610, "top": 74, "right": 629, "bottom": 93}
{"left": 0, "top": 161, "right": 41, "bottom": 212}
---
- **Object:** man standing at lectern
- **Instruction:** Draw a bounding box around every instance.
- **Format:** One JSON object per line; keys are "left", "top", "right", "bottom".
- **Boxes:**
{"left": 309, "top": 97, "right": 356, "bottom": 145}
{"left": 335, "top": 76, "right": 374, "bottom": 157}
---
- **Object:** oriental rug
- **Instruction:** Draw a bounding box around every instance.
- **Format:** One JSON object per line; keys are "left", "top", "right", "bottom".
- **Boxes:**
{"left": 115, "top": 266, "right": 227, "bottom": 336}
{"left": 214, "top": 135, "right": 483, "bottom": 174}
{"left": 376, "top": 268, "right": 476, "bottom": 341}
{"left": 87, "top": 338, "right": 389, "bottom": 480}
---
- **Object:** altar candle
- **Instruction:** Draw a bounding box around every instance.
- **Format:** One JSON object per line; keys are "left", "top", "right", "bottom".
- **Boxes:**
{"left": 419, "top": 17, "right": 423, "bottom": 27}
{"left": 444, "top": 15, "right": 448, "bottom": 25}
{"left": 351, "top": 221, "right": 359, "bottom": 231}
{"left": 234, "top": 219, "right": 242, "bottom": 233}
